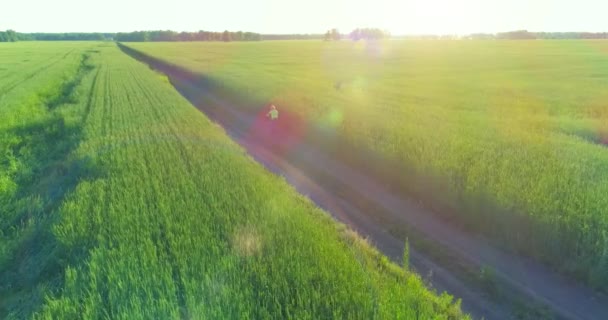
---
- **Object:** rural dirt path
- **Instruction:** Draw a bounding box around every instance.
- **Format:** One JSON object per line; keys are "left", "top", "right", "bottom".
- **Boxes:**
{"left": 120, "top": 44, "right": 608, "bottom": 320}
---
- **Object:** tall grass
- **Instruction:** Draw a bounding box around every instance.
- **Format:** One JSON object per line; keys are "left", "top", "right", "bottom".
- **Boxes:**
{"left": 1, "top": 42, "right": 466, "bottom": 319}
{"left": 0, "top": 42, "right": 97, "bottom": 317}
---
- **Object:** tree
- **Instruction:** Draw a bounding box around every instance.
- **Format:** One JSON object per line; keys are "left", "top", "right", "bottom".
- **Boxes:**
{"left": 115, "top": 31, "right": 148, "bottom": 42}
{"left": 8, "top": 30, "right": 17, "bottom": 41}
{"left": 350, "top": 28, "right": 362, "bottom": 41}
{"left": 497, "top": 30, "right": 536, "bottom": 40}
{"left": 222, "top": 30, "right": 231, "bottom": 42}
{"left": 324, "top": 29, "right": 341, "bottom": 41}
{"left": 243, "top": 32, "right": 261, "bottom": 41}
{"left": 148, "top": 30, "right": 178, "bottom": 41}
{"left": 196, "top": 31, "right": 211, "bottom": 41}
{"left": 349, "top": 28, "right": 387, "bottom": 41}
{"left": 0, "top": 29, "right": 19, "bottom": 42}
{"left": 468, "top": 33, "right": 495, "bottom": 40}
{"left": 331, "top": 28, "right": 340, "bottom": 41}
{"left": 178, "top": 32, "right": 193, "bottom": 41}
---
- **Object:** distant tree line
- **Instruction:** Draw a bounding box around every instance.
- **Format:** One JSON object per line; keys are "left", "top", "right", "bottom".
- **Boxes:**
{"left": 397, "top": 31, "right": 608, "bottom": 40}
{"left": 470, "top": 30, "right": 608, "bottom": 40}
{"left": 496, "top": 30, "right": 537, "bottom": 39}
{"left": 262, "top": 34, "right": 324, "bottom": 40}
{"left": 23, "top": 33, "right": 112, "bottom": 41}
{"left": 114, "top": 30, "right": 262, "bottom": 42}
{"left": 0, "top": 30, "right": 113, "bottom": 41}
{"left": 0, "top": 30, "right": 261, "bottom": 42}
{"left": 391, "top": 34, "right": 460, "bottom": 40}
{"left": 6, "top": 28, "right": 607, "bottom": 43}
{"left": 533, "top": 32, "right": 608, "bottom": 39}
{"left": 264, "top": 28, "right": 389, "bottom": 41}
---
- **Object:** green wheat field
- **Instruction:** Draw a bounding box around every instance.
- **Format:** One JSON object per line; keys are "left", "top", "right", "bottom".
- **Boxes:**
{"left": 0, "top": 42, "right": 466, "bottom": 319}
{"left": 129, "top": 40, "right": 608, "bottom": 291}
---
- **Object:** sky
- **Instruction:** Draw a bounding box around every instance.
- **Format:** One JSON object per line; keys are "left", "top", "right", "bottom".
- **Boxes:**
{"left": 1, "top": 0, "right": 608, "bottom": 35}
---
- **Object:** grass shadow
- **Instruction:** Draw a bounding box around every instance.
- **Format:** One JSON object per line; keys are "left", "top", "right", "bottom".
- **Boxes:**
{"left": 0, "top": 52, "right": 102, "bottom": 319}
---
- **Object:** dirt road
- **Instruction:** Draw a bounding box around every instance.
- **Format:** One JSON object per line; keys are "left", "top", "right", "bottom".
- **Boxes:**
{"left": 120, "top": 44, "right": 608, "bottom": 320}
